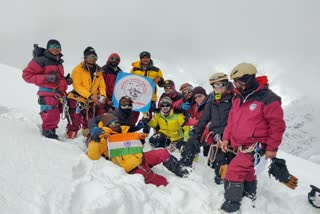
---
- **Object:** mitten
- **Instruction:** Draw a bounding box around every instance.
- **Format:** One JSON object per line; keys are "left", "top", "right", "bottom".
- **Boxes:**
{"left": 181, "top": 102, "right": 191, "bottom": 111}
{"left": 45, "top": 71, "right": 58, "bottom": 83}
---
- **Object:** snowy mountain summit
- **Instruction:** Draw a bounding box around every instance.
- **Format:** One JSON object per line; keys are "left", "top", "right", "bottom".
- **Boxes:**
{"left": 0, "top": 64, "right": 319, "bottom": 214}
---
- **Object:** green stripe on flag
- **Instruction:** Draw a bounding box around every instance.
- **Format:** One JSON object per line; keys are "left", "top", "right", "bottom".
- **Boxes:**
{"left": 109, "top": 147, "right": 143, "bottom": 158}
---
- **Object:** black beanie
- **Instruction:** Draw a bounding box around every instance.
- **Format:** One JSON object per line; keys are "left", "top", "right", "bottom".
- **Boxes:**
{"left": 84, "top": 46, "right": 97, "bottom": 57}
{"left": 139, "top": 51, "right": 151, "bottom": 59}
{"left": 47, "top": 39, "right": 61, "bottom": 49}
{"left": 192, "top": 86, "right": 207, "bottom": 97}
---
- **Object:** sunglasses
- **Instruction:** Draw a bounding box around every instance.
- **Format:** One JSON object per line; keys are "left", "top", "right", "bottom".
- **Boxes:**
{"left": 182, "top": 90, "right": 192, "bottom": 95}
{"left": 120, "top": 104, "right": 133, "bottom": 109}
{"left": 160, "top": 104, "right": 171, "bottom": 108}
{"left": 164, "top": 86, "right": 172, "bottom": 90}
{"left": 86, "top": 55, "right": 98, "bottom": 60}
{"left": 111, "top": 57, "right": 120, "bottom": 62}
{"left": 212, "top": 82, "right": 226, "bottom": 89}
{"left": 49, "top": 44, "right": 61, "bottom": 49}
{"left": 194, "top": 94, "right": 204, "bottom": 99}
{"left": 109, "top": 120, "right": 120, "bottom": 126}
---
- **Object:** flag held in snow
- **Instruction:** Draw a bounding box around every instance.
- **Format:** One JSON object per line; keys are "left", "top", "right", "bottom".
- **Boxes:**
{"left": 112, "top": 72, "right": 155, "bottom": 112}
{"left": 107, "top": 132, "right": 143, "bottom": 158}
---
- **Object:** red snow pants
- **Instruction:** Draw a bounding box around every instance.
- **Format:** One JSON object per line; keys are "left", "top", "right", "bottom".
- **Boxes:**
{"left": 132, "top": 149, "right": 170, "bottom": 187}
{"left": 40, "top": 96, "right": 61, "bottom": 131}
{"left": 66, "top": 99, "right": 105, "bottom": 132}
{"left": 225, "top": 152, "right": 256, "bottom": 182}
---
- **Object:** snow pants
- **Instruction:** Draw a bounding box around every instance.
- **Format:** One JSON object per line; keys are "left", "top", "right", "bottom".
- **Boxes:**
{"left": 131, "top": 149, "right": 170, "bottom": 187}
{"left": 39, "top": 95, "right": 61, "bottom": 131}
{"left": 225, "top": 152, "right": 256, "bottom": 182}
{"left": 66, "top": 99, "right": 105, "bottom": 132}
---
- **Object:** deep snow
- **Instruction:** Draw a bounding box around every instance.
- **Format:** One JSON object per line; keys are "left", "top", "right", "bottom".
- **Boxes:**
{"left": 0, "top": 64, "right": 319, "bottom": 214}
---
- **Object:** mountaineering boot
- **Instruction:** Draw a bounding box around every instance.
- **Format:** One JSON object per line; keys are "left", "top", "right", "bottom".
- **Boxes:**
{"left": 243, "top": 180, "right": 257, "bottom": 201}
{"left": 163, "top": 155, "right": 189, "bottom": 177}
{"left": 149, "top": 133, "right": 168, "bottom": 148}
{"left": 221, "top": 180, "right": 244, "bottom": 213}
{"left": 180, "top": 152, "right": 194, "bottom": 167}
{"left": 42, "top": 129, "right": 59, "bottom": 140}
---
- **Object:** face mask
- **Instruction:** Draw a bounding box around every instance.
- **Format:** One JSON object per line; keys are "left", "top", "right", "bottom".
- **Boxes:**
{"left": 215, "top": 93, "right": 222, "bottom": 100}
{"left": 121, "top": 108, "right": 132, "bottom": 114}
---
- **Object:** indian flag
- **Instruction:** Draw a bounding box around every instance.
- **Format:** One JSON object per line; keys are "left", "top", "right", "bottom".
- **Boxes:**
{"left": 107, "top": 132, "right": 143, "bottom": 158}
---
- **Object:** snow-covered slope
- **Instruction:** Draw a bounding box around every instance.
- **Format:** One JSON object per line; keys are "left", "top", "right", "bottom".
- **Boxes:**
{"left": 0, "top": 65, "right": 319, "bottom": 214}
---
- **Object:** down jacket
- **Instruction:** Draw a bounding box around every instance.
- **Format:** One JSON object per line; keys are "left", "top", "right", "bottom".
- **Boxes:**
{"left": 67, "top": 63, "right": 106, "bottom": 103}
{"left": 130, "top": 60, "right": 164, "bottom": 102}
{"left": 223, "top": 76, "right": 286, "bottom": 152}
{"left": 22, "top": 49, "right": 68, "bottom": 96}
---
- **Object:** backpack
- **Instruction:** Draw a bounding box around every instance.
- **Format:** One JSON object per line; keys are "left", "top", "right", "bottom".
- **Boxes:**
{"left": 33, "top": 44, "right": 45, "bottom": 57}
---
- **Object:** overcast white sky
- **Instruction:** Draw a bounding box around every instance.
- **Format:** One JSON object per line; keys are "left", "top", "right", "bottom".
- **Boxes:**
{"left": 1, "top": 0, "right": 320, "bottom": 101}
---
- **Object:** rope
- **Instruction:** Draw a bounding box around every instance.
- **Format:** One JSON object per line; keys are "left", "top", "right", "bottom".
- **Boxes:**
{"left": 54, "top": 94, "right": 72, "bottom": 123}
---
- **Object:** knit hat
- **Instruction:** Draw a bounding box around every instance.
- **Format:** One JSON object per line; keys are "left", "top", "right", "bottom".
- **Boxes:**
{"left": 119, "top": 96, "right": 133, "bottom": 105}
{"left": 192, "top": 86, "right": 207, "bottom": 97}
{"left": 139, "top": 51, "right": 151, "bottom": 59}
{"left": 179, "top": 83, "right": 193, "bottom": 93}
{"left": 47, "top": 39, "right": 61, "bottom": 49}
{"left": 159, "top": 96, "right": 173, "bottom": 106}
{"left": 84, "top": 46, "right": 97, "bottom": 57}
{"left": 163, "top": 80, "right": 175, "bottom": 87}
{"left": 101, "top": 113, "right": 119, "bottom": 126}
{"left": 107, "top": 53, "right": 121, "bottom": 64}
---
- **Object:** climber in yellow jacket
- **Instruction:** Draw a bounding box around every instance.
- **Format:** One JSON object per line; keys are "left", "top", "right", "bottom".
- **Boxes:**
{"left": 87, "top": 113, "right": 188, "bottom": 186}
{"left": 129, "top": 51, "right": 165, "bottom": 125}
{"left": 66, "top": 47, "right": 106, "bottom": 139}
{"left": 147, "top": 96, "right": 186, "bottom": 152}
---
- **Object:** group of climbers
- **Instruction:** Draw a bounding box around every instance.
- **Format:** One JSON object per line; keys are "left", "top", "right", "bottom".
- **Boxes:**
{"left": 22, "top": 39, "right": 290, "bottom": 213}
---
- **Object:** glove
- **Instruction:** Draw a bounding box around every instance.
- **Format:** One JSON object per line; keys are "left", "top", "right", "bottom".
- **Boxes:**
{"left": 135, "top": 120, "right": 145, "bottom": 130}
{"left": 268, "top": 158, "right": 298, "bottom": 189}
{"left": 65, "top": 73, "right": 73, "bottom": 85}
{"left": 181, "top": 102, "right": 191, "bottom": 111}
{"left": 219, "top": 164, "right": 228, "bottom": 180}
{"left": 45, "top": 71, "right": 58, "bottom": 83}
{"left": 90, "top": 126, "right": 104, "bottom": 142}
{"left": 150, "top": 101, "right": 156, "bottom": 112}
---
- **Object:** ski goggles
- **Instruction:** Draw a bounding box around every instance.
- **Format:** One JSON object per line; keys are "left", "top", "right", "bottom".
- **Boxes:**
{"left": 160, "top": 103, "right": 171, "bottom": 108}
{"left": 164, "top": 86, "right": 172, "bottom": 90}
{"left": 182, "top": 90, "right": 192, "bottom": 95}
{"left": 108, "top": 120, "right": 120, "bottom": 126}
{"left": 120, "top": 104, "right": 133, "bottom": 109}
{"left": 86, "top": 55, "right": 98, "bottom": 60}
{"left": 111, "top": 57, "right": 120, "bottom": 62}
{"left": 212, "top": 82, "right": 226, "bottom": 89}
{"left": 48, "top": 44, "right": 61, "bottom": 49}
